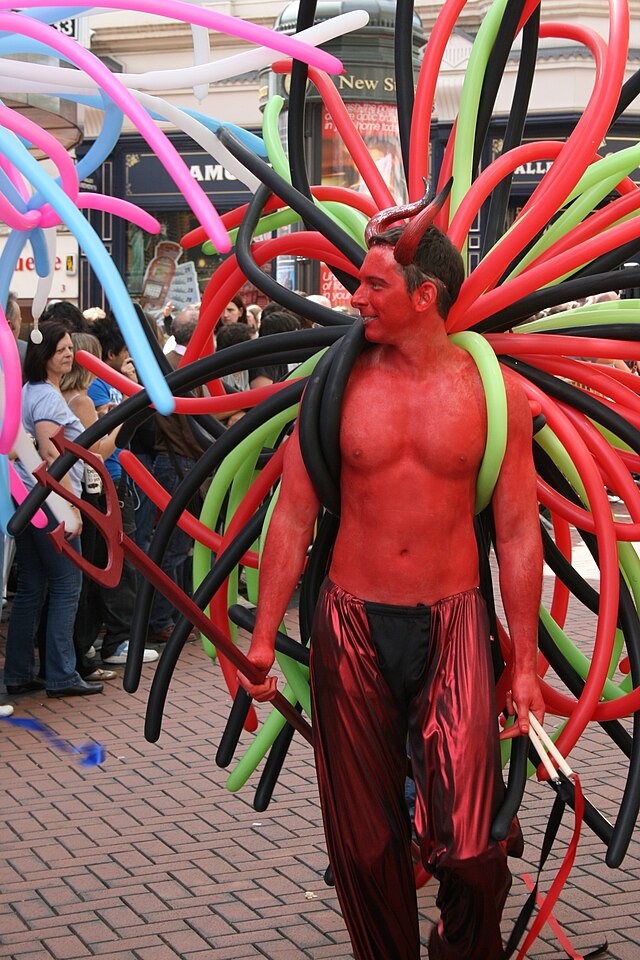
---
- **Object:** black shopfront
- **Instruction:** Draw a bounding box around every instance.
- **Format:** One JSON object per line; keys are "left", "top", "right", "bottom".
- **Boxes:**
{"left": 427, "top": 113, "right": 640, "bottom": 275}
{"left": 76, "top": 132, "right": 257, "bottom": 313}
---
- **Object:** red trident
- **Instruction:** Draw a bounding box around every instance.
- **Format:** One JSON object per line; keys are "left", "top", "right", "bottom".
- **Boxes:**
{"left": 37, "top": 429, "right": 313, "bottom": 745}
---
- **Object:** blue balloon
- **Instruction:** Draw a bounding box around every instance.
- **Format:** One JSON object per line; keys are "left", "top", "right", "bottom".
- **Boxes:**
{"left": 182, "top": 108, "right": 268, "bottom": 158}
{"left": 0, "top": 455, "right": 15, "bottom": 535}
{"left": 0, "top": 127, "right": 174, "bottom": 415}
{"left": 0, "top": 229, "right": 28, "bottom": 309}
{"left": 0, "top": 715, "right": 106, "bottom": 767}
{"left": 29, "top": 226, "right": 51, "bottom": 278}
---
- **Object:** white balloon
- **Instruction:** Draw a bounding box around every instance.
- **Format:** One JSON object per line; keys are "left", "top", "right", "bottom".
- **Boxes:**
{"left": 0, "top": 12, "right": 369, "bottom": 94}
{"left": 12, "top": 421, "right": 76, "bottom": 530}
{"left": 135, "top": 91, "right": 261, "bottom": 193}
{"left": 31, "top": 227, "right": 57, "bottom": 322}
{"left": 190, "top": 24, "right": 211, "bottom": 102}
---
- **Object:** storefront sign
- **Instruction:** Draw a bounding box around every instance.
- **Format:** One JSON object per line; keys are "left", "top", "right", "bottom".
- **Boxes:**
{"left": 0, "top": 232, "right": 79, "bottom": 301}
{"left": 125, "top": 151, "right": 253, "bottom": 205}
{"left": 493, "top": 133, "right": 640, "bottom": 187}
{"left": 319, "top": 101, "right": 405, "bottom": 306}
{"left": 263, "top": 64, "right": 400, "bottom": 107}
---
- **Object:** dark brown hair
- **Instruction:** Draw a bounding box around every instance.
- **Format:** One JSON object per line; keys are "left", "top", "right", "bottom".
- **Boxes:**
{"left": 23, "top": 321, "right": 70, "bottom": 383}
{"left": 369, "top": 225, "right": 465, "bottom": 319}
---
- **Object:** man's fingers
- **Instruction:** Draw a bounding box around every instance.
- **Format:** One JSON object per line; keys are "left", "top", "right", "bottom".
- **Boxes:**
{"left": 237, "top": 672, "right": 277, "bottom": 702}
{"left": 499, "top": 726, "right": 521, "bottom": 741}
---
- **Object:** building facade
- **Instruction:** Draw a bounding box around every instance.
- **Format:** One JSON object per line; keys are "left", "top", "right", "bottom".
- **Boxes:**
{"left": 9, "top": 1, "right": 640, "bottom": 309}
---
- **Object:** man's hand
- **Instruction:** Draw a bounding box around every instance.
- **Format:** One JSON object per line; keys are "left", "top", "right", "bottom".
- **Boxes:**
{"left": 502, "top": 672, "right": 545, "bottom": 739}
{"left": 121, "top": 357, "right": 138, "bottom": 384}
{"left": 237, "top": 643, "right": 277, "bottom": 702}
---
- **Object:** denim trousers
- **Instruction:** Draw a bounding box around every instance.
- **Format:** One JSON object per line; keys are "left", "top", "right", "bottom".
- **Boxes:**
{"left": 149, "top": 452, "right": 196, "bottom": 633}
{"left": 4, "top": 513, "right": 82, "bottom": 691}
{"left": 132, "top": 451, "right": 157, "bottom": 556}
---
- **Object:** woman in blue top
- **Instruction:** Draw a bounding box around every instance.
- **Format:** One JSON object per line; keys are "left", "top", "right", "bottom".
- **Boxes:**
{"left": 4, "top": 322, "right": 104, "bottom": 698}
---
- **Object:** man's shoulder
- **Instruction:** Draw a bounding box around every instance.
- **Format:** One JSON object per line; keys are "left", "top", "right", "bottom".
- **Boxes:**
{"left": 88, "top": 377, "right": 121, "bottom": 405}
{"left": 88, "top": 377, "right": 107, "bottom": 394}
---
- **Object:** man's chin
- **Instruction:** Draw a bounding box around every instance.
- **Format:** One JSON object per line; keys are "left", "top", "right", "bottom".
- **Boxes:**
{"left": 362, "top": 319, "right": 380, "bottom": 341}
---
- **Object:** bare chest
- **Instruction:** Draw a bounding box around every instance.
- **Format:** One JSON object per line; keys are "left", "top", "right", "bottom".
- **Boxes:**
{"left": 340, "top": 364, "right": 487, "bottom": 480}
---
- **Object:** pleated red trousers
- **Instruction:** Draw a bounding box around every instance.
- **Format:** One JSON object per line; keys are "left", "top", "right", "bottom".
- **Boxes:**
{"left": 310, "top": 579, "right": 518, "bottom": 960}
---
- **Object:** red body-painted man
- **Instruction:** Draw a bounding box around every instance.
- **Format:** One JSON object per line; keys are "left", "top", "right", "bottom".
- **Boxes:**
{"left": 239, "top": 215, "right": 545, "bottom": 960}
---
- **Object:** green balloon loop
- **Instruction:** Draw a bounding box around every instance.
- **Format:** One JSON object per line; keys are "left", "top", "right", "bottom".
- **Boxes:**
{"left": 450, "top": 332, "right": 508, "bottom": 512}
{"left": 450, "top": 0, "right": 508, "bottom": 232}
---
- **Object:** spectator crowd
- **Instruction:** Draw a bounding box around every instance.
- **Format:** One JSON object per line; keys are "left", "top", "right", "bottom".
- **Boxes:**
{"left": 1, "top": 289, "right": 333, "bottom": 705}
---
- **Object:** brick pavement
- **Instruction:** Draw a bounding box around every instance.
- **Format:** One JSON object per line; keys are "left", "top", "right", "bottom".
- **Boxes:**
{"left": 1, "top": 559, "right": 639, "bottom": 959}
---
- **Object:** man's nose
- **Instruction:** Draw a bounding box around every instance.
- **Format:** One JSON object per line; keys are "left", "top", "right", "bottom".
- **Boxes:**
{"left": 351, "top": 285, "right": 365, "bottom": 308}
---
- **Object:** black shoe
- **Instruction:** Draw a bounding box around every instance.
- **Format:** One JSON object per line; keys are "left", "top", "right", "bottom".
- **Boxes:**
{"left": 6, "top": 680, "right": 46, "bottom": 695}
{"left": 47, "top": 681, "right": 104, "bottom": 698}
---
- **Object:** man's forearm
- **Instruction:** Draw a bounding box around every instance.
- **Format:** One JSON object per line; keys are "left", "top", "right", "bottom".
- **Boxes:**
{"left": 499, "top": 536, "right": 542, "bottom": 675}
{"left": 250, "top": 507, "right": 316, "bottom": 661}
{"left": 498, "top": 534, "right": 546, "bottom": 730}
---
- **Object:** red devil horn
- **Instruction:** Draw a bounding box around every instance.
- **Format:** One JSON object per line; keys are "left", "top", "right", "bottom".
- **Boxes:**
{"left": 364, "top": 179, "right": 432, "bottom": 246}
{"left": 393, "top": 178, "right": 453, "bottom": 265}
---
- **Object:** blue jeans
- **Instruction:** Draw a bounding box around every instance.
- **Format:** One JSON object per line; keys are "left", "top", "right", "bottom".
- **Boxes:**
{"left": 4, "top": 513, "right": 82, "bottom": 691}
{"left": 149, "top": 453, "right": 196, "bottom": 632}
{"left": 132, "top": 452, "right": 157, "bottom": 555}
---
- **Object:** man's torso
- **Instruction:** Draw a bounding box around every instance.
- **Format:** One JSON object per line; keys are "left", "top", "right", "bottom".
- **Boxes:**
{"left": 329, "top": 345, "right": 489, "bottom": 605}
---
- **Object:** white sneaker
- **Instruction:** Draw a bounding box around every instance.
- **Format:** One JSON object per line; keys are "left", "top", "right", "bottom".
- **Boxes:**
{"left": 103, "top": 641, "right": 159, "bottom": 665}
{"left": 86, "top": 646, "right": 96, "bottom": 659}
{"left": 0, "top": 704, "right": 14, "bottom": 717}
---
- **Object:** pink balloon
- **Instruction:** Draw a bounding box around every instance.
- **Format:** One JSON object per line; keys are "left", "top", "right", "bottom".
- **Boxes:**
{"left": 38, "top": 193, "right": 161, "bottom": 233}
{"left": 6, "top": 0, "right": 344, "bottom": 74}
{"left": 0, "top": 100, "right": 78, "bottom": 206}
{"left": 0, "top": 11, "right": 231, "bottom": 251}
{"left": 0, "top": 99, "right": 79, "bottom": 230}
{"left": 0, "top": 192, "right": 40, "bottom": 231}
{"left": 0, "top": 311, "right": 22, "bottom": 454}
{"left": 8, "top": 462, "right": 48, "bottom": 528}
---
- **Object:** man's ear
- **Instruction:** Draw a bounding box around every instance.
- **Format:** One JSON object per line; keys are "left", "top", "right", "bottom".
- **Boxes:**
{"left": 411, "top": 280, "right": 437, "bottom": 313}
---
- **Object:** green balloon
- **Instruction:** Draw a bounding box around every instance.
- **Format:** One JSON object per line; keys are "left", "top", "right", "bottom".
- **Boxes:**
{"left": 450, "top": 332, "right": 507, "bottom": 512}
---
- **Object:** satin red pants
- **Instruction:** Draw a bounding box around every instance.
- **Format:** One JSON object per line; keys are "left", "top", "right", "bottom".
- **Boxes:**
{"left": 310, "top": 580, "right": 517, "bottom": 960}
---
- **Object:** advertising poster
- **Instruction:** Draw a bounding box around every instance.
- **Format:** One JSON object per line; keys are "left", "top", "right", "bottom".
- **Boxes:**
{"left": 320, "top": 102, "right": 406, "bottom": 306}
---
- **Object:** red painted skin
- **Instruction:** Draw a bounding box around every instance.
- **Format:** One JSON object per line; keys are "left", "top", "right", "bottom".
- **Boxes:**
{"left": 238, "top": 244, "right": 545, "bottom": 958}
{"left": 240, "top": 245, "right": 544, "bottom": 730}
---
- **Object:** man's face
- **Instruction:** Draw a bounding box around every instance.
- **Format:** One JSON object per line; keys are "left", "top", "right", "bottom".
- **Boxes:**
{"left": 107, "top": 346, "right": 129, "bottom": 371}
{"left": 350, "top": 245, "right": 415, "bottom": 343}
{"left": 7, "top": 304, "right": 20, "bottom": 340}
{"left": 222, "top": 301, "right": 241, "bottom": 324}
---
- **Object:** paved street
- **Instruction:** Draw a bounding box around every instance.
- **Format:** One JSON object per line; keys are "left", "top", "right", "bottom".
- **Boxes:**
{"left": 1, "top": 547, "right": 639, "bottom": 960}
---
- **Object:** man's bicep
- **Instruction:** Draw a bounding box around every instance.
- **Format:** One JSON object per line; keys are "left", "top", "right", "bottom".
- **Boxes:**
{"left": 277, "top": 425, "right": 321, "bottom": 523}
{"left": 492, "top": 379, "right": 539, "bottom": 540}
